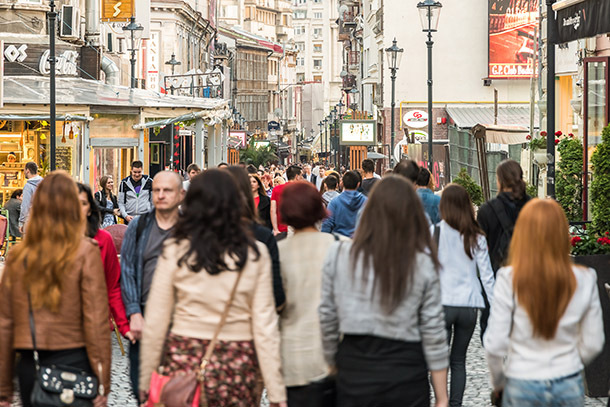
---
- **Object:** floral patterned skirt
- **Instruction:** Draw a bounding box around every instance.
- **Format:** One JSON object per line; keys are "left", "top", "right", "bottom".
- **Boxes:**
{"left": 161, "top": 333, "right": 262, "bottom": 407}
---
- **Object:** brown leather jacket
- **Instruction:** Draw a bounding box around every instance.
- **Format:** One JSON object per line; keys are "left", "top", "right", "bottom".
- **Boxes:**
{"left": 0, "top": 238, "right": 111, "bottom": 399}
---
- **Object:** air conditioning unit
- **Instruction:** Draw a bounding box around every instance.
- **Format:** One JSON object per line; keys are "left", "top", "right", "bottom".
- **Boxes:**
{"left": 59, "top": 5, "right": 80, "bottom": 40}
{"left": 314, "top": 65, "right": 321, "bottom": 70}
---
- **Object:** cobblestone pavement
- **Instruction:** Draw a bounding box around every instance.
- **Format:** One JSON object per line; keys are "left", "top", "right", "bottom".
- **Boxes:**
{"left": 11, "top": 325, "right": 609, "bottom": 406}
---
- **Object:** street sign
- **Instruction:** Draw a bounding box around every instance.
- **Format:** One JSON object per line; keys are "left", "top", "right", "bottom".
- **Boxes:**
{"left": 101, "top": 0, "right": 134, "bottom": 22}
{"left": 403, "top": 110, "right": 428, "bottom": 128}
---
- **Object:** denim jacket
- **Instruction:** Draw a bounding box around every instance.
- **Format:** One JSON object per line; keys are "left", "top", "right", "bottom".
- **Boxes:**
{"left": 417, "top": 188, "right": 441, "bottom": 225}
{"left": 120, "top": 213, "right": 154, "bottom": 318}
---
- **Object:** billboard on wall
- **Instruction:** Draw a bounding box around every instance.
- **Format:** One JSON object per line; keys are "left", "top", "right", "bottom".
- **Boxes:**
{"left": 489, "top": 0, "right": 539, "bottom": 79}
{"left": 339, "top": 120, "right": 376, "bottom": 146}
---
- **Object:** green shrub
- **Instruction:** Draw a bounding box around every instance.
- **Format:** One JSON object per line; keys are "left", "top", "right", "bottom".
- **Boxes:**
{"left": 591, "top": 124, "right": 610, "bottom": 235}
{"left": 556, "top": 136, "right": 583, "bottom": 222}
{"left": 526, "top": 182, "right": 538, "bottom": 198}
{"left": 453, "top": 168, "right": 484, "bottom": 206}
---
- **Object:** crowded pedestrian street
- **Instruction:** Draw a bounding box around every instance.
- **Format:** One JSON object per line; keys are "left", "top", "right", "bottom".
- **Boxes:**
{"left": 2, "top": 0, "right": 610, "bottom": 407}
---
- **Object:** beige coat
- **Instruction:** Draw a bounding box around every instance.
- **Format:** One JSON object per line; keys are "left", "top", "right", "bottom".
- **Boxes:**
{"left": 139, "top": 238, "right": 286, "bottom": 403}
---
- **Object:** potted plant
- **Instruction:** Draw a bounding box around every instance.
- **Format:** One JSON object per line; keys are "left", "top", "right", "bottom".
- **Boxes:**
{"left": 452, "top": 168, "right": 484, "bottom": 207}
{"left": 556, "top": 133, "right": 583, "bottom": 222}
{"left": 527, "top": 131, "right": 550, "bottom": 165}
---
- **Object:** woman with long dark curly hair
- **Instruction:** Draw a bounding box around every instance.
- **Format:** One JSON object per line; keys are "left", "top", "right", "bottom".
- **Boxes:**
{"left": 139, "top": 169, "right": 287, "bottom": 407}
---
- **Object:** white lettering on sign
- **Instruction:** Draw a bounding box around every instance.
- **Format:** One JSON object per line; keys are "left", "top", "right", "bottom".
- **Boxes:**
{"left": 147, "top": 32, "right": 159, "bottom": 91}
{"left": 113, "top": 1, "right": 123, "bottom": 17}
{"left": 3, "top": 44, "right": 28, "bottom": 62}
{"left": 39, "top": 50, "right": 79, "bottom": 76}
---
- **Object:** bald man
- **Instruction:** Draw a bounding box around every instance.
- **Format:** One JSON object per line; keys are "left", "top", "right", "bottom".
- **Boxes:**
{"left": 120, "top": 171, "right": 185, "bottom": 401}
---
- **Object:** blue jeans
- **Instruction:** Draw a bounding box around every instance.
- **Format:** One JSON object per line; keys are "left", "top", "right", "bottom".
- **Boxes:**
{"left": 504, "top": 372, "right": 584, "bottom": 407}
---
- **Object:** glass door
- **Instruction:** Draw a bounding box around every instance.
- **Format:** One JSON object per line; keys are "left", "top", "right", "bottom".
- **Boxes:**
{"left": 583, "top": 58, "right": 609, "bottom": 220}
{"left": 92, "top": 147, "right": 136, "bottom": 194}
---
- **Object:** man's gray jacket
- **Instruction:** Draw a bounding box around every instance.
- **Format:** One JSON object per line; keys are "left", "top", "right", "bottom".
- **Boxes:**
{"left": 118, "top": 175, "right": 153, "bottom": 218}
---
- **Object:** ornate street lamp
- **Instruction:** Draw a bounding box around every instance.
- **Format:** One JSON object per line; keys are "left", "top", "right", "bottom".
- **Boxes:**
{"left": 417, "top": 0, "right": 442, "bottom": 171}
{"left": 385, "top": 38, "right": 404, "bottom": 168}
{"left": 49, "top": 0, "right": 58, "bottom": 170}
{"left": 164, "top": 54, "right": 181, "bottom": 95}
{"left": 123, "top": 16, "right": 144, "bottom": 89}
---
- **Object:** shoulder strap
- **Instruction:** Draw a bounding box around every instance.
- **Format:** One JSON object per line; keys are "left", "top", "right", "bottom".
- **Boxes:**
{"left": 490, "top": 199, "right": 513, "bottom": 233}
{"left": 135, "top": 211, "right": 154, "bottom": 246}
{"left": 27, "top": 293, "right": 41, "bottom": 371}
{"left": 199, "top": 270, "right": 244, "bottom": 372}
{"left": 433, "top": 224, "right": 441, "bottom": 248}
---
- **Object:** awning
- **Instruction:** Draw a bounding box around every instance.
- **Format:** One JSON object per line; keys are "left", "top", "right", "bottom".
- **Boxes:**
{"left": 554, "top": 0, "right": 610, "bottom": 43}
{"left": 446, "top": 106, "right": 538, "bottom": 130}
{"left": 230, "top": 27, "right": 284, "bottom": 54}
{"left": 368, "top": 151, "right": 388, "bottom": 160}
{"left": 472, "top": 124, "right": 530, "bottom": 145}
{"left": 2, "top": 76, "right": 229, "bottom": 110}
{"left": 133, "top": 109, "right": 232, "bottom": 130}
{"left": 0, "top": 114, "right": 92, "bottom": 121}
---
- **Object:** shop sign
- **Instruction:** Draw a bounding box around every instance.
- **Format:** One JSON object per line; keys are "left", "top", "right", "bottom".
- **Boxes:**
{"left": 556, "top": 0, "right": 610, "bottom": 43}
{"left": 403, "top": 110, "right": 428, "bottom": 128}
{"left": 268, "top": 121, "right": 281, "bottom": 131}
{"left": 340, "top": 120, "right": 376, "bottom": 146}
{"left": 3, "top": 43, "right": 81, "bottom": 77}
{"left": 101, "top": 0, "right": 134, "bottom": 22}
{"left": 488, "top": 0, "right": 539, "bottom": 79}
{"left": 147, "top": 32, "right": 160, "bottom": 92}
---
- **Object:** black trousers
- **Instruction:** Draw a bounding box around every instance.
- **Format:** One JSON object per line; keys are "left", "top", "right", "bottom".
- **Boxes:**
{"left": 444, "top": 306, "right": 477, "bottom": 407}
{"left": 16, "top": 348, "right": 91, "bottom": 407}
{"left": 129, "top": 340, "right": 140, "bottom": 402}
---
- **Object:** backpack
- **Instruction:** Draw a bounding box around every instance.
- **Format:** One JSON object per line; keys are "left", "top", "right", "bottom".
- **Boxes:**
{"left": 488, "top": 199, "right": 514, "bottom": 273}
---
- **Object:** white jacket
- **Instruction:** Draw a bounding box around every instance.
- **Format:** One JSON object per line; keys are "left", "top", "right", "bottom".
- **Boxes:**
{"left": 432, "top": 221, "right": 495, "bottom": 308}
{"left": 484, "top": 266, "right": 604, "bottom": 388}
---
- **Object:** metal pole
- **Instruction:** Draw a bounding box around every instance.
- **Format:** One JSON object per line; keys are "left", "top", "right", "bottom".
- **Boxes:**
{"left": 130, "top": 46, "right": 136, "bottom": 89}
{"left": 325, "top": 122, "right": 328, "bottom": 165}
{"left": 427, "top": 30, "right": 434, "bottom": 171}
{"left": 390, "top": 69, "right": 396, "bottom": 168}
{"left": 49, "top": 0, "right": 57, "bottom": 171}
{"left": 546, "top": 0, "right": 556, "bottom": 198}
{"left": 334, "top": 118, "right": 338, "bottom": 167}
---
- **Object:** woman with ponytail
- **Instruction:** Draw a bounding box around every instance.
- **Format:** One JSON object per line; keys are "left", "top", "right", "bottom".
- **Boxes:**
{"left": 477, "top": 159, "right": 531, "bottom": 338}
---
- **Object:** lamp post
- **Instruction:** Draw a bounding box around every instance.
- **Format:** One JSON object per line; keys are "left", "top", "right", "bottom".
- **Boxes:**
{"left": 324, "top": 117, "right": 329, "bottom": 165}
{"left": 331, "top": 107, "right": 337, "bottom": 167}
{"left": 385, "top": 38, "right": 404, "bottom": 168}
{"left": 336, "top": 102, "right": 345, "bottom": 166}
{"left": 49, "top": 0, "right": 57, "bottom": 171}
{"left": 123, "top": 16, "right": 144, "bottom": 89}
{"left": 318, "top": 121, "right": 323, "bottom": 161}
{"left": 164, "top": 53, "right": 181, "bottom": 95}
{"left": 417, "top": 0, "right": 442, "bottom": 171}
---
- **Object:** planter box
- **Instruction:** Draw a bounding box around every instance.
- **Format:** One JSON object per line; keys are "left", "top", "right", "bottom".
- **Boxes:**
{"left": 574, "top": 254, "right": 610, "bottom": 397}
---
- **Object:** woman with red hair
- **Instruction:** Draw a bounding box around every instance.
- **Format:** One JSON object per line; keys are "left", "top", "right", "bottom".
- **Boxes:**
{"left": 278, "top": 181, "right": 338, "bottom": 406}
{"left": 484, "top": 199, "right": 603, "bottom": 407}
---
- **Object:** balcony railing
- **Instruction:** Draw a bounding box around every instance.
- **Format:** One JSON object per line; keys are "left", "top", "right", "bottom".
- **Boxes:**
{"left": 164, "top": 71, "right": 224, "bottom": 99}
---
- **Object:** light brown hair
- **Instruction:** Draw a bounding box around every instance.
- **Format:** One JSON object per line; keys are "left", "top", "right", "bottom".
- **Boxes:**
{"left": 509, "top": 199, "right": 576, "bottom": 339}
{"left": 8, "top": 171, "right": 84, "bottom": 312}
{"left": 352, "top": 175, "right": 439, "bottom": 314}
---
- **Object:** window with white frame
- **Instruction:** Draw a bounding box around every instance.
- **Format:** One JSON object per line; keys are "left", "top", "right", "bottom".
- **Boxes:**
{"left": 312, "top": 28, "right": 322, "bottom": 37}
{"left": 314, "top": 12, "right": 322, "bottom": 19}
{"left": 313, "top": 59, "right": 322, "bottom": 69}
{"left": 313, "top": 44, "right": 322, "bottom": 53}
{"left": 295, "top": 26, "right": 306, "bottom": 35}
{"left": 295, "top": 42, "right": 305, "bottom": 51}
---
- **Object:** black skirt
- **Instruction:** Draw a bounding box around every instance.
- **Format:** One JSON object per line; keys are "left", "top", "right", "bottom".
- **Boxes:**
{"left": 336, "top": 335, "right": 430, "bottom": 407}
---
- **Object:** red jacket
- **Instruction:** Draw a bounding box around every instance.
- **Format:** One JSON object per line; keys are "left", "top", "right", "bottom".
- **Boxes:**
{"left": 94, "top": 229, "right": 130, "bottom": 336}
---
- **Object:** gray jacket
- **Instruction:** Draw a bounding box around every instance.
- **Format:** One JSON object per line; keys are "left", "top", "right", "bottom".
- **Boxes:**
{"left": 118, "top": 175, "right": 153, "bottom": 218}
{"left": 319, "top": 241, "right": 449, "bottom": 371}
{"left": 18, "top": 175, "right": 42, "bottom": 228}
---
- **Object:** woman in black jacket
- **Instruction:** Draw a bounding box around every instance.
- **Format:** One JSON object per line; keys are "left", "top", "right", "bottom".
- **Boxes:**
{"left": 94, "top": 175, "right": 120, "bottom": 228}
{"left": 476, "top": 159, "right": 531, "bottom": 339}
{"left": 250, "top": 173, "right": 273, "bottom": 230}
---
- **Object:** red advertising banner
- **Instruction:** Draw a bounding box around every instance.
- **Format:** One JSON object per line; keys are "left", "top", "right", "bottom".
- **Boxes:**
{"left": 489, "top": 0, "right": 539, "bottom": 79}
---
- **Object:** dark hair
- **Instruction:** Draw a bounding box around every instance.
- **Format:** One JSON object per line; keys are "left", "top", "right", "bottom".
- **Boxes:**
{"left": 186, "top": 163, "right": 201, "bottom": 173}
{"left": 440, "top": 184, "right": 484, "bottom": 259}
{"left": 393, "top": 159, "right": 420, "bottom": 183}
{"left": 10, "top": 189, "right": 23, "bottom": 199}
{"left": 416, "top": 167, "right": 431, "bottom": 187}
{"left": 246, "top": 164, "right": 258, "bottom": 174}
{"left": 99, "top": 175, "right": 114, "bottom": 198}
{"left": 496, "top": 159, "right": 526, "bottom": 200}
{"left": 323, "top": 176, "right": 338, "bottom": 191}
{"left": 77, "top": 183, "right": 100, "bottom": 238}
{"left": 352, "top": 175, "right": 439, "bottom": 314}
{"left": 173, "top": 169, "right": 259, "bottom": 275}
{"left": 280, "top": 182, "right": 327, "bottom": 229}
{"left": 286, "top": 165, "right": 302, "bottom": 181}
{"left": 362, "top": 159, "right": 375, "bottom": 174}
{"left": 218, "top": 162, "right": 229, "bottom": 168}
{"left": 131, "top": 160, "right": 143, "bottom": 169}
{"left": 225, "top": 166, "right": 258, "bottom": 223}
{"left": 342, "top": 171, "right": 360, "bottom": 190}
{"left": 249, "top": 173, "right": 267, "bottom": 198}
{"left": 25, "top": 161, "right": 38, "bottom": 174}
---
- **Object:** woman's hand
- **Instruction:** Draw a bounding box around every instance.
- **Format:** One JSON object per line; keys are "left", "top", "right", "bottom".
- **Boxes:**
{"left": 124, "top": 331, "right": 136, "bottom": 344}
{"left": 113, "top": 209, "right": 120, "bottom": 217}
{"left": 93, "top": 395, "right": 107, "bottom": 407}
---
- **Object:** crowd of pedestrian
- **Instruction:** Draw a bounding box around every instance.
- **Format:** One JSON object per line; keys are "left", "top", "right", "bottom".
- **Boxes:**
{"left": 0, "top": 156, "right": 605, "bottom": 407}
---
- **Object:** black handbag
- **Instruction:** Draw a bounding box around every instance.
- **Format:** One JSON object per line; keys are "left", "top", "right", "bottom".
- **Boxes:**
{"left": 28, "top": 295, "right": 99, "bottom": 407}
{"left": 308, "top": 375, "right": 337, "bottom": 407}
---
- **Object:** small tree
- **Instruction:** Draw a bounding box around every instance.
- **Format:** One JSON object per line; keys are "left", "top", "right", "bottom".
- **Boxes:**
{"left": 453, "top": 168, "right": 484, "bottom": 206}
{"left": 591, "top": 123, "right": 610, "bottom": 235}
{"left": 556, "top": 136, "right": 583, "bottom": 222}
{"left": 239, "top": 139, "right": 278, "bottom": 167}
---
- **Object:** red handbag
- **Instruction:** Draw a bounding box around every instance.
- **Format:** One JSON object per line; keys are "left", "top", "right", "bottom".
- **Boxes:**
{"left": 145, "top": 271, "right": 243, "bottom": 407}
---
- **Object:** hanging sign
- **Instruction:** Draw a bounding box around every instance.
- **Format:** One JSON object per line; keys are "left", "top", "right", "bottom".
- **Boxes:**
{"left": 3, "top": 43, "right": 81, "bottom": 77}
{"left": 403, "top": 110, "right": 428, "bottom": 128}
{"left": 101, "top": 0, "right": 134, "bottom": 22}
{"left": 556, "top": 0, "right": 610, "bottom": 43}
